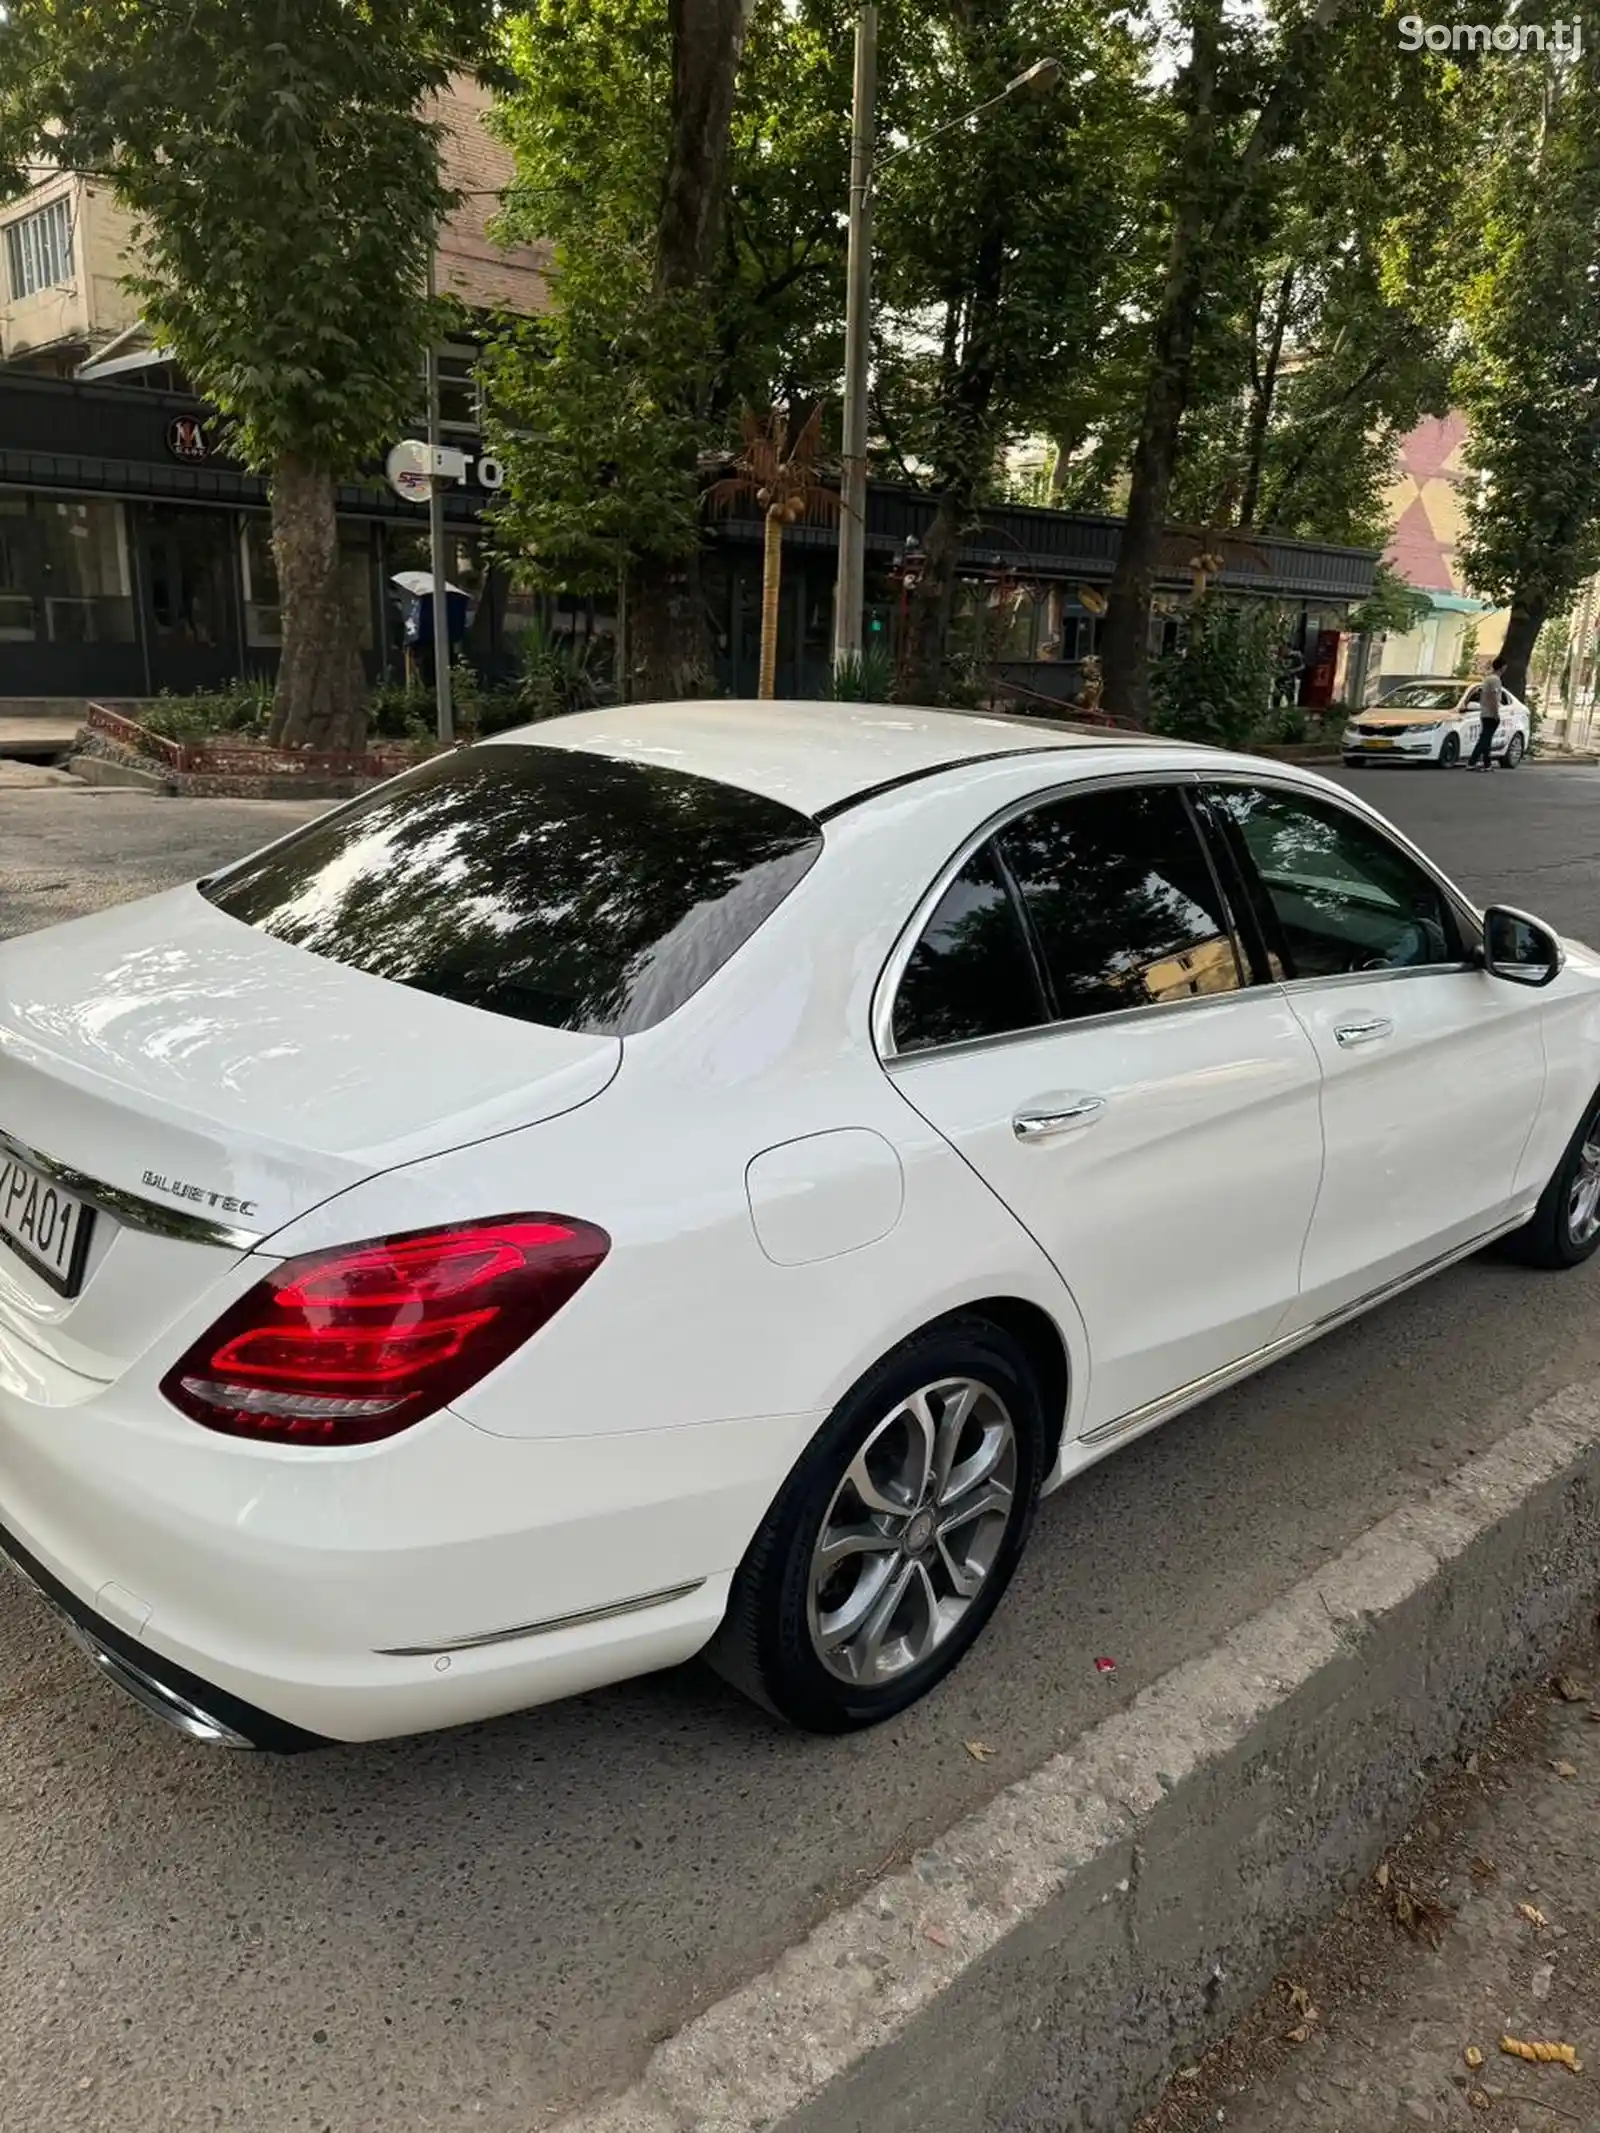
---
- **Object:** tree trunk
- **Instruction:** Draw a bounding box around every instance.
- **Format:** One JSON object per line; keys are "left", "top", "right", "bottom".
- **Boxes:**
{"left": 267, "top": 454, "right": 366, "bottom": 751}
{"left": 625, "top": 0, "right": 753, "bottom": 699}
{"left": 758, "top": 508, "right": 783, "bottom": 698}
{"left": 896, "top": 217, "right": 1006, "bottom": 706}
{"left": 1098, "top": 7, "right": 1219, "bottom": 725}
{"left": 628, "top": 551, "right": 710, "bottom": 701}
{"left": 1500, "top": 591, "right": 1548, "bottom": 701}
{"left": 1237, "top": 267, "right": 1294, "bottom": 529}
{"left": 657, "top": 0, "right": 754, "bottom": 299}
{"left": 897, "top": 489, "right": 967, "bottom": 705}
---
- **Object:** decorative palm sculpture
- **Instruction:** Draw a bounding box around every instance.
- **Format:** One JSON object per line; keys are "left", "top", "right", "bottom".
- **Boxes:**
{"left": 709, "top": 407, "right": 838, "bottom": 700}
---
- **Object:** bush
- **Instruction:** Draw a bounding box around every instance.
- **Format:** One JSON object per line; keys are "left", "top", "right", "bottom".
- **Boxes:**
{"left": 1150, "top": 597, "right": 1284, "bottom": 749}
{"left": 140, "top": 678, "right": 274, "bottom": 743}
{"left": 826, "top": 643, "right": 896, "bottom": 703}
{"left": 510, "top": 620, "right": 610, "bottom": 723}
{"left": 367, "top": 678, "right": 435, "bottom": 741}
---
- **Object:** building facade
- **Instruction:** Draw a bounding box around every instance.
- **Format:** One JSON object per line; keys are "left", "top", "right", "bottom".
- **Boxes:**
{"left": 0, "top": 368, "right": 1379, "bottom": 707}
{"left": 0, "top": 76, "right": 549, "bottom": 379}
{"left": 0, "top": 370, "right": 500, "bottom": 700}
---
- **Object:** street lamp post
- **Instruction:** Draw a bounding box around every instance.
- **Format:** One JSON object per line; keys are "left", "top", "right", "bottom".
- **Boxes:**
{"left": 424, "top": 249, "right": 454, "bottom": 747}
{"left": 833, "top": 3, "right": 878, "bottom": 675}
{"left": 831, "top": 45, "right": 1063, "bottom": 675}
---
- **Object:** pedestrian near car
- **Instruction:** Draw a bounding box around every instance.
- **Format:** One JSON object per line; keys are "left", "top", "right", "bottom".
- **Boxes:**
{"left": 1469, "top": 655, "right": 1508, "bottom": 769}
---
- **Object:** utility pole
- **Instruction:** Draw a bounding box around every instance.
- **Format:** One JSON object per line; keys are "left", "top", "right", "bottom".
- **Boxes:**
{"left": 830, "top": 37, "right": 1059, "bottom": 676}
{"left": 425, "top": 251, "right": 455, "bottom": 747}
{"left": 833, "top": 3, "right": 877, "bottom": 674}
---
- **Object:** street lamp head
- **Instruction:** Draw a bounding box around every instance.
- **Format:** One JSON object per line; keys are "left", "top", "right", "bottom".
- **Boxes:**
{"left": 1005, "top": 56, "right": 1063, "bottom": 101}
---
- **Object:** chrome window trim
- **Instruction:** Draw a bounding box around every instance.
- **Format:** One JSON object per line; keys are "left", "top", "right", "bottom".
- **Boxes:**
{"left": 1272, "top": 960, "right": 1480, "bottom": 997}
{"left": 883, "top": 984, "right": 1256, "bottom": 1072}
{"left": 0, "top": 1123, "right": 263, "bottom": 1252}
{"left": 873, "top": 766, "right": 1228, "bottom": 1064}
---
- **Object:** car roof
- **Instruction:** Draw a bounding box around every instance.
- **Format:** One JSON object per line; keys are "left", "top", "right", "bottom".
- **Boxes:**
{"left": 496, "top": 698, "right": 1168, "bottom": 817}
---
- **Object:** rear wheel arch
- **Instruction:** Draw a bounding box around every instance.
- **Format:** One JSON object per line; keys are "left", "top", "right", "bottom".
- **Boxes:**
{"left": 954, "top": 1295, "right": 1071, "bottom": 1468}
{"left": 812, "top": 1294, "right": 1073, "bottom": 1473}
{"left": 710, "top": 1303, "right": 1061, "bottom": 1727}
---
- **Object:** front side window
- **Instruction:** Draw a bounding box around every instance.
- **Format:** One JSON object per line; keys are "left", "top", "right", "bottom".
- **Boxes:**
{"left": 202, "top": 745, "right": 822, "bottom": 1036}
{"left": 996, "top": 784, "right": 1244, "bottom": 1022}
{"left": 1211, "top": 785, "right": 1459, "bottom": 977}
{"left": 892, "top": 847, "right": 1046, "bottom": 1054}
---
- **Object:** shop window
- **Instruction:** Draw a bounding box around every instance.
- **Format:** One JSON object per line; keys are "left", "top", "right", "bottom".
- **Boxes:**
{"left": 5, "top": 195, "right": 74, "bottom": 301}
{"left": 0, "top": 497, "right": 36, "bottom": 642}
{"left": 992, "top": 584, "right": 1039, "bottom": 661}
{"left": 38, "top": 500, "right": 133, "bottom": 644}
{"left": 1057, "top": 611, "right": 1104, "bottom": 664}
{"left": 242, "top": 519, "right": 374, "bottom": 650}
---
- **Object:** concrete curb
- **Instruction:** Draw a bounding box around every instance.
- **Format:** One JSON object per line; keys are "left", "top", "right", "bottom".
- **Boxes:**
{"left": 556, "top": 1382, "right": 1600, "bottom": 2133}
{"left": 65, "top": 752, "right": 176, "bottom": 795}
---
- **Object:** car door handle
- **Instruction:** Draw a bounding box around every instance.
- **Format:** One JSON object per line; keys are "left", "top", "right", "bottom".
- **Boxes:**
{"left": 1012, "top": 1095, "right": 1107, "bottom": 1142}
{"left": 1333, "top": 1016, "right": 1394, "bottom": 1048}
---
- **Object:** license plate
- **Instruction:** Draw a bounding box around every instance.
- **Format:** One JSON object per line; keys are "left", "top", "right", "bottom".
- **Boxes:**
{"left": 0, "top": 1151, "right": 95, "bottom": 1297}
{"left": 1363, "top": 737, "right": 1395, "bottom": 749}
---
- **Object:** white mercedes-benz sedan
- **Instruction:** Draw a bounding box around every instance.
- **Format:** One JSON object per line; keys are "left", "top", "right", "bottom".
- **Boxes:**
{"left": 1, "top": 702, "right": 1596, "bottom": 1749}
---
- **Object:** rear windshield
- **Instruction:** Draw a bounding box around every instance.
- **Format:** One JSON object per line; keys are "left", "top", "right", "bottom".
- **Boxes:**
{"left": 202, "top": 743, "right": 823, "bottom": 1035}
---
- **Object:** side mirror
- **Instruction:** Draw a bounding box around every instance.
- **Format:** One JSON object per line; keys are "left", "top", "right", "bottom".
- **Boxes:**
{"left": 1482, "top": 905, "right": 1564, "bottom": 989}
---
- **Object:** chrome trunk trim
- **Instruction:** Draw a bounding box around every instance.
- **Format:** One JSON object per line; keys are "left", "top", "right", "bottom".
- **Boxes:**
{"left": 0, "top": 1123, "right": 263, "bottom": 1252}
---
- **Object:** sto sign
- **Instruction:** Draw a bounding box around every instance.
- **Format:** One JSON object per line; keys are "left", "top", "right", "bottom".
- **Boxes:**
{"left": 385, "top": 440, "right": 505, "bottom": 503}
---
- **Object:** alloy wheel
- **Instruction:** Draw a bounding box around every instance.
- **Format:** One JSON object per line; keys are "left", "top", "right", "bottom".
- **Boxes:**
{"left": 1569, "top": 1129, "right": 1600, "bottom": 1246}
{"left": 806, "top": 1377, "right": 1018, "bottom": 1686}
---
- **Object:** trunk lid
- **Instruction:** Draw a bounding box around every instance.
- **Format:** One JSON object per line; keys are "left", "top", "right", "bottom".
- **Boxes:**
{"left": 0, "top": 888, "right": 620, "bottom": 1381}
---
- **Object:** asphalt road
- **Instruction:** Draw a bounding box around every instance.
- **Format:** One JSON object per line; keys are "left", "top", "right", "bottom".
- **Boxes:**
{"left": 5, "top": 764, "right": 1600, "bottom": 2133}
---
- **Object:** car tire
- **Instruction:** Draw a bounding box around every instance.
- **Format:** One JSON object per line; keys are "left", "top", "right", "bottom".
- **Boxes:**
{"left": 708, "top": 1316, "right": 1047, "bottom": 1731}
{"left": 1505, "top": 732, "right": 1527, "bottom": 769}
{"left": 1504, "top": 1088, "right": 1600, "bottom": 1270}
{"left": 1437, "top": 733, "right": 1461, "bottom": 768}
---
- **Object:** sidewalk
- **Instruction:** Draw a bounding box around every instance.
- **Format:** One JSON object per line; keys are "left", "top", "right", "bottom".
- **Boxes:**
{"left": 1138, "top": 1630, "right": 1600, "bottom": 2133}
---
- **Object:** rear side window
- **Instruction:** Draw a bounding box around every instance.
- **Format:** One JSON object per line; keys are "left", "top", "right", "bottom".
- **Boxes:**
{"left": 892, "top": 848, "right": 1047, "bottom": 1053}
{"left": 996, "top": 784, "right": 1244, "bottom": 1021}
{"left": 202, "top": 744, "right": 822, "bottom": 1035}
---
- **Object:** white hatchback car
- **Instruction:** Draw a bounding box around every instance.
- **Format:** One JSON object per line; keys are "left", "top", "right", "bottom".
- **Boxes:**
{"left": 1342, "top": 679, "right": 1532, "bottom": 768}
{"left": 1, "top": 703, "right": 1597, "bottom": 1750}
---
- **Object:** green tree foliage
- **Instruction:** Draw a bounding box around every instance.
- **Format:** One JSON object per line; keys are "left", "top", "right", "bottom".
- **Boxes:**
{"left": 1149, "top": 594, "right": 1284, "bottom": 748}
{"left": 871, "top": 0, "right": 1150, "bottom": 702}
{"left": 0, "top": 0, "right": 501, "bottom": 747}
{"left": 1457, "top": 42, "right": 1600, "bottom": 694}
{"left": 1166, "top": 8, "right": 1461, "bottom": 549}
{"left": 489, "top": 0, "right": 841, "bottom": 694}
{"left": 1095, "top": 0, "right": 1476, "bottom": 722}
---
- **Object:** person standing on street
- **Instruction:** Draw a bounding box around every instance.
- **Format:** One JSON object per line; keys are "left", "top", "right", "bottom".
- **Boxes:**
{"left": 1468, "top": 654, "right": 1508, "bottom": 769}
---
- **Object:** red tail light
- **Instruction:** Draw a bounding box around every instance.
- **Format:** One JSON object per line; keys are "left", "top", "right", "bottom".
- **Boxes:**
{"left": 160, "top": 1216, "right": 610, "bottom": 1446}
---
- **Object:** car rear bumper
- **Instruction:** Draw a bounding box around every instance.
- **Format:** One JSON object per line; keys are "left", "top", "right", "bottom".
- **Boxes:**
{"left": 0, "top": 1322, "right": 811, "bottom": 1745}
{"left": 0, "top": 1512, "right": 324, "bottom": 1748}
